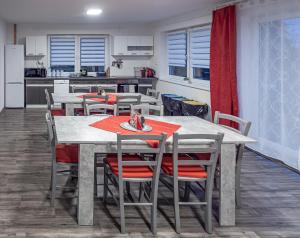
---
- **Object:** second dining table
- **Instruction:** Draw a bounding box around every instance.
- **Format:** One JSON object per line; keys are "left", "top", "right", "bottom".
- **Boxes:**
{"left": 52, "top": 92, "right": 159, "bottom": 116}
{"left": 54, "top": 115, "right": 255, "bottom": 227}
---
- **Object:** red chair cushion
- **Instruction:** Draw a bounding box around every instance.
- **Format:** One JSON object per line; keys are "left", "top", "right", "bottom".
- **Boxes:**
{"left": 56, "top": 144, "right": 79, "bottom": 164}
{"left": 118, "top": 112, "right": 131, "bottom": 116}
{"left": 74, "top": 108, "right": 84, "bottom": 116}
{"left": 51, "top": 109, "right": 65, "bottom": 116}
{"left": 104, "top": 154, "right": 153, "bottom": 178}
{"left": 194, "top": 153, "right": 211, "bottom": 160}
{"left": 162, "top": 154, "right": 207, "bottom": 178}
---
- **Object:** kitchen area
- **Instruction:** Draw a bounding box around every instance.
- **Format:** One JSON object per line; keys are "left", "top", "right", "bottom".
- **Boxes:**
{"left": 5, "top": 32, "right": 157, "bottom": 108}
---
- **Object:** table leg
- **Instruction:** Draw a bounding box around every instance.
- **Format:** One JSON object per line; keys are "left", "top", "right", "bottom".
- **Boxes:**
{"left": 219, "top": 143, "right": 236, "bottom": 226}
{"left": 65, "top": 103, "right": 75, "bottom": 116}
{"left": 78, "top": 144, "right": 95, "bottom": 225}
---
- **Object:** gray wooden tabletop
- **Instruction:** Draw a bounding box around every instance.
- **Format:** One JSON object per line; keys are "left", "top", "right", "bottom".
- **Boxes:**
{"left": 54, "top": 115, "right": 256, "bottom": 145}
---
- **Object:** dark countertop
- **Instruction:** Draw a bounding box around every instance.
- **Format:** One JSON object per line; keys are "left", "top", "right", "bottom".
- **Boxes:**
{"left": 25, "top": 76, "right": 157, "bottom": 81}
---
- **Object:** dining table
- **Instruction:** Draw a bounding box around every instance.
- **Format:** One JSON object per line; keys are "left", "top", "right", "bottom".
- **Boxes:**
{"left": 54, "top": 115, "right": 255, "bottom": 227}
{"left": 52, "top": 92, "right": 159, "bottom": 116}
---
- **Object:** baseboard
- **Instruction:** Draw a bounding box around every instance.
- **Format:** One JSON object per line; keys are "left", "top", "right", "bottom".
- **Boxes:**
{"left": 26, "top": 105, "right": 47, "bottom": 109}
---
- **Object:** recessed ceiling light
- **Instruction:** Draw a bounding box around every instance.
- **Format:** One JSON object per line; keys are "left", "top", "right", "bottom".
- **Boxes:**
{"left": 86, "top": 8, "right": 103, "bottom": 16}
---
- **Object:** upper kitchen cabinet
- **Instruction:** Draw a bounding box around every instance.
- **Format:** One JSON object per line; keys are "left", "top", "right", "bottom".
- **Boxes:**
{"left": 25, "top": 36, "right": 47, "bottom": 56}
{"left": 113, "top": 35, "right": 153, "bottom": 56}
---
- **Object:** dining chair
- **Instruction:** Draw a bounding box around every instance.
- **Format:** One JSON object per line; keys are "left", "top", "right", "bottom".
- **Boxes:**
{"left": 103, "top": 133, "right": 167, "bottom": 234}
{"left": 131, "top": 103, "right": 164, "bottom": 116}
{"left": 160, "top": 132, "right": 223, "bottom": 234}
{"left": 45, "top": 112, "right": 78, "bottom": 208}
{"left": 116, "top": 95, "right": 141, "bottom": 116}
{"left": 146, "top": 88, "right": 160, "bottom": 100}
{"left": 82, "top": 95, "right": 109, "bottom": 116}
{"left": 71, "top": 85, "right": 92, "bottom": 93}
{"left": 97, "top": 85, "right": 118, "bottom": 93}
{"left": 214, "top": 111, "right": 251, "bottom": 207}
{"left": 85, "top": 103, "right": 117, "bottom": 116}
{"left": 45, "top": 89, "right": 65, "bottom": 116}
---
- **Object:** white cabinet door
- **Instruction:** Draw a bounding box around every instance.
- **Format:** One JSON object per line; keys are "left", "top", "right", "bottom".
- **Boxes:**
{"left": 35, "top": 36, "right": 47, "bottom": 56}
{"left": 113, "top": 36, "right": 128, "bottom": 55}
{"left": 26, "top": 36, "right": 36, "bottom": 56}
{"left": 54, "top": 80, "right": 70, "bottom": 94}
{"left": 140, "top": 36, "right": 153, "bottom": 46}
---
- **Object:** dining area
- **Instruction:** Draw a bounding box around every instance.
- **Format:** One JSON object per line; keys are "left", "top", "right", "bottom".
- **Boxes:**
{"left": 44, "top": 85, "right": 255, "bottom": 235}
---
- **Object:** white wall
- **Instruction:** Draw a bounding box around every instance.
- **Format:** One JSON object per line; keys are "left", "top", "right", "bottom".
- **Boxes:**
{"left": 7, "top": 23, "right": 155, "bottom": 76}
{"left": 151, "top": 9, "right": 212, "bottom": 105}
{"left": 0, "top": 19, "right": 7, "bottom": 112}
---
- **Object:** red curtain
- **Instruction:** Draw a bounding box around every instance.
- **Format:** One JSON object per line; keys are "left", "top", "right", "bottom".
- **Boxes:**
{"left": 210, "top": 5, "right": 239, "bottom": 128}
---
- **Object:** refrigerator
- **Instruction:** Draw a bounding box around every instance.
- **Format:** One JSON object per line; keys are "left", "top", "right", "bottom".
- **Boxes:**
{"left": 5, "top": 45, "right": 25, "bottom": 108}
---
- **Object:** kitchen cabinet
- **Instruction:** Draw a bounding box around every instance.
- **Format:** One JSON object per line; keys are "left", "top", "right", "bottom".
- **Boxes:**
{"left": 25, "top": 36, "right": 47, "bottom": 56}
{"left": 113, "top": 36, "right": 128, "bottom": 56}
{"left": 26, "top": 80, "right": 54, "bottom": 105}
{"left": 113, "top": 35, "right": 153, "bottom": 56}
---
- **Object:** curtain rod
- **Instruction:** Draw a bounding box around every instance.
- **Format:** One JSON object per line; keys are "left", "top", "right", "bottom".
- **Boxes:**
{"left": 215, "top": 0, "right": 247, "bottom": 10}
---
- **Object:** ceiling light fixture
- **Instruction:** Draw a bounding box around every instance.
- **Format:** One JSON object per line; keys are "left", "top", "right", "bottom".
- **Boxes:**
{"left": 86, "top": 8, "right": 103, "bottom": 16}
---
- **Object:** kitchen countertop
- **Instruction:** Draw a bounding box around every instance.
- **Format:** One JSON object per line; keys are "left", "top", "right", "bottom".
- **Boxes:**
{"left": 25, "top": 76, "right": 157, "bottom": 81}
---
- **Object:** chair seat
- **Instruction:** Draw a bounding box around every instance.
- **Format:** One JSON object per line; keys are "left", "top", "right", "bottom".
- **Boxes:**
{"left": 56, "top": 144, "right": 79, "bottom": 164}
{"left": 104, "top": 154, "right": 153, "bottom": 178}
{"left": 51, "top": 109, "right": 65, "bottom": 116}
{"left": 162, "top": 154, "right": 207, "bottom": 178}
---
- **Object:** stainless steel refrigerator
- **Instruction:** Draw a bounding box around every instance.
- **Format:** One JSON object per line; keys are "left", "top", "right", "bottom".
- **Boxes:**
{"left": 5, "top": 45, "right": 25, "bottom": 108}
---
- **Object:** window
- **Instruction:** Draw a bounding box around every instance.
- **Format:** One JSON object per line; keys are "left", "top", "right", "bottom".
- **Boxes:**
{"left": 49, "top": 35, "right": 107, "bottom": 74}
{"left": 190, "top": 27, "right": 210, "bottom": 80}
{"left": 167, "top": 25, "right": 211, "bottom": 82}
{"left": 80, "top": 37, "right": 105, "bottom": 72}
{"left": 167, "top": 31, "right": 187, "bottom": 77}
{"left": 50, "top": 36, "right": 75, "bottom": 72}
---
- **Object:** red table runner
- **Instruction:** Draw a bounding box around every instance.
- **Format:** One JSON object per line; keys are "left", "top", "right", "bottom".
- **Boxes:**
{"left": 77, "top": 93, "right": 117, "bottom": 105}
{"left": 89, "top": 116, "right": 181, "bottom": 147}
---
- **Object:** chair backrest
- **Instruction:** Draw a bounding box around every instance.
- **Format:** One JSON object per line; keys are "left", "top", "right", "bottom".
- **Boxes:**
{"left": 146, "top": 88, "right": 160, "bottom": 100}
{"left": 214, "top": 111, "right": 251, "bottom": 136}
{"left": 71, "top": 85, "right": 92, "bottom": 93}
{"left": 116, "top": 133, "right": 167, "bottom": 182}
{"left": 85, "top": 103, "right": 117, "bottom": 116}
{"left": 97, "top": 85, "right": 117, "bottom": 93}
{"left": 116, "top": 95, "right": 142, "bottom": 115}
{"left": 131, "top": 103, "right": 164, "bottom": 116}
{"left": 45, "top": 112, "right": 55, "bottom": 148}
{"left": 172, "top": 133, "right": 224, "bottom": 180}
{"left": 45, "top": 89, "right": 52, "bottom": 110}
{"left": 83, "top": 95, "right": 109, "bottom": 115}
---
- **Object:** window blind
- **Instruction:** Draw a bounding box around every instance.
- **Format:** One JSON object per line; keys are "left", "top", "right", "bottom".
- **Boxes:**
{"left": 80, "top": 37, "right": 105, "bottom": 67}
{"left": 167, "top": 31, "right": 187, "bottom": 67}
{"left": 50, "top": 36, "right": 75, "bottom": 66}
{"left": 190, "top": 27, "right": 211, "bottom": 69}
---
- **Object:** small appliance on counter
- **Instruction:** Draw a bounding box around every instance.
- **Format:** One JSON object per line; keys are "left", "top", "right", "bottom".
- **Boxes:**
{"left": 25, "top": 68, "right": 47, "bottom": 78}
{"left": 134, "top": 67, "right": 155, "bottom": 78}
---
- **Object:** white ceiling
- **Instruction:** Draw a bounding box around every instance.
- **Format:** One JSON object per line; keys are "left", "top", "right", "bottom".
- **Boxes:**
{"left": 0, "top": 0, "right": 222, "bottom": 24}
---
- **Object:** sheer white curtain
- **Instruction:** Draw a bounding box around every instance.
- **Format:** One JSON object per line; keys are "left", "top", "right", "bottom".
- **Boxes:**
{"left": 237, "top": 0, "right": 300, "bottom": 170}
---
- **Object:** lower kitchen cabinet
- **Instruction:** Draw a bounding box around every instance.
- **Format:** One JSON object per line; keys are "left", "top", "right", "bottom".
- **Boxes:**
{"left": 26, "top": 81, "right": 54, "bottom": 105}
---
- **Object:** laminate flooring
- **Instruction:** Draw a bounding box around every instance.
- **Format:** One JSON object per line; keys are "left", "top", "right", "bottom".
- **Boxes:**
{"left": 0, "top": 109, "right": 299, "bottom": 238}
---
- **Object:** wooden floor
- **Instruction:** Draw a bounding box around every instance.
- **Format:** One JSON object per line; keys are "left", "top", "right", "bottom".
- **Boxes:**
{"left": 0, "top": 109, "right": 300, "bottom": 238}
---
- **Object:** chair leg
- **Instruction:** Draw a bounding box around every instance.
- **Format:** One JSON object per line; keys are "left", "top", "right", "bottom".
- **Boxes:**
{"left": 138, "top": 182, "right": 144, "bottom": 202}
{"left": 119, "top": 181, "right": 126, "bottom": 233}
{"left": 204, "top": 176, "right": 213, "bottom": 234}
{"left": 183, "top": 182, "right": 191, "bottom": 201}
{"left": 50, "top": 161, "right": 57, "bottom": 207}
{"left": 150, "top": 180, "right": 159, "bottom": 235}
{"left": 235, "top": 157, "right": 242, "bottom": 208}
{"left": 103, "top": 165, "right": 108, "bottom": 203}
{"left": 94, "top": 158, "right": 98, "bottom": 197}
{"left": 173, "top": 177, "right": 181, "bottom": 233}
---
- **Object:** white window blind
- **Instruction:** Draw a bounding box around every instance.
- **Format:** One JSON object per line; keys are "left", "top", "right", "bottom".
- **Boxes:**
{"left": 50, "top": 36, "right": 75, "bottom": 68}
{"left": 190, "top": 27, "right": 211, "bottom": 69}
{"left": 167, "top": 31, "right": 187, "bottom": 67}
{"left": 80, "top": 37, "right": 105, "bottom": 68}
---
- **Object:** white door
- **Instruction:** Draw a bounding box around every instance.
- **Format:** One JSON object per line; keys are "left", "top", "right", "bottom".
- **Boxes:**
{"left": 5, "top": 83, "right": 24, "bottom": 108}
